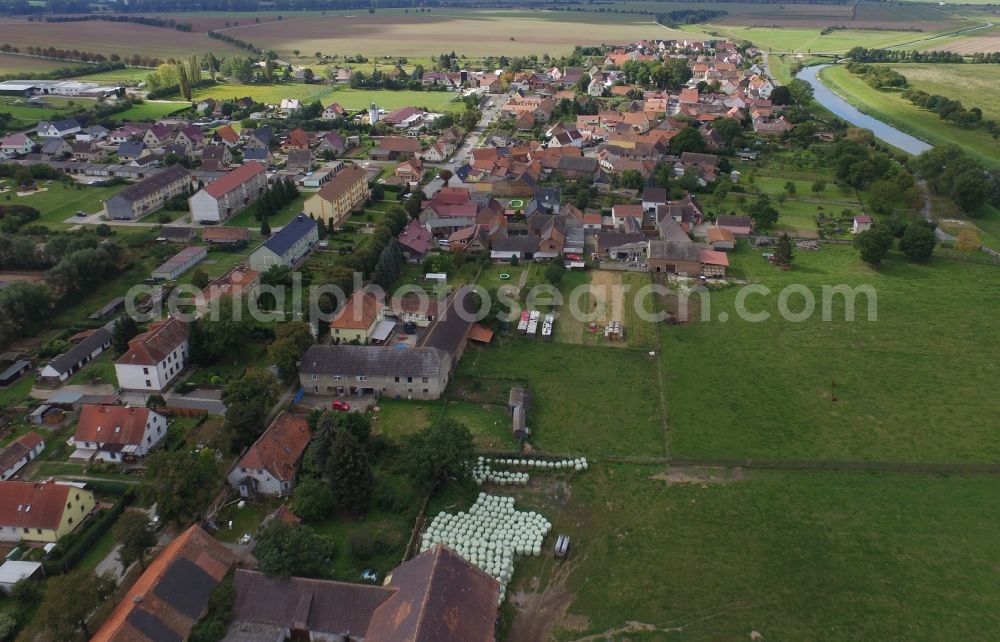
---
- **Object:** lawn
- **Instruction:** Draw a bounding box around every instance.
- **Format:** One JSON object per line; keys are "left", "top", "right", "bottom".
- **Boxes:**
{"left": 67, "top": 350, "right": 117, "bottom": 386}
{"left": 225, "top": 194, "right": 305, "bottom": 229}
{"left": 0, "top": 374, "right": 35, "bottom": 411}
{"left": 215, "top": 498, "right": 277, "bottom": 543}
{"left": 105, "top": 101, "right": 191, "bottom": 122}
{"left": 77, "top": 523, "right": 119, "bottom": 570}
{"left": 0, "top": 95, "right": 83, "bottom": 128}
{"left": 883, "top": 63, "right": 1000, "bottom": 123}
{"left": 69, "top": 67, "right": 153, "bottom": 83}
{"left": 185, "top": 341, "right": 268, "bottom": 387}
{"left": 695, "top": 24, "right": 959, "bottom": 54}
{"left": 190, "top": 81, "right": 337, "bottom": 106}
{"left": 818, "top": 64, "right": 1000, "bottom": 169}
{"left": 663, "top": 244, "right": 1000, "bottom": 463}
{"left": 0, "top": 180, "right": 122, "bottom": 228}
{"left": 503, "top": 464, "right": 1000, "bottom": 641}
{"left": 454, "top": 339, "right": 665, "bottom": 457}
{"left": 324, "top": 87, "right": 462, "bottom": 112}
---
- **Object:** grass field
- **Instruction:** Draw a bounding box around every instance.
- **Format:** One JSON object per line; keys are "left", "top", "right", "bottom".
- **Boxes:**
{"left": 454, "top": 339, "right": 665, "bottom": 457}
{"left": 503, "top": 464, "right": 1000, "bottom": 641}
{"left": 885, "top": 63, "right": 1000, "bottom": 122}
{"left": 69, "top": 67, "right": 154, "bottom": 83}
{"left": 0, "top": 95, "right": 83, "bottom": 128}
{"left": 107, "top": 101, "right": 191, "bottom": 122}
{"left": 0, "top": 17, "right": 243, "bottom": 62}
{"left": 689, "top": 24, "right": 952, "bottom": 54}
{"left": 818, "top": 65, "right": 1000, "bottom": 169}
{"left": 664, "top": 244, "right": 1000, "bottom": 463}
{"left": 0, "top": 180, "right": 121, "bottom": 228}
{"left": 210, "top": 9, "right": 691, "bottom": 57}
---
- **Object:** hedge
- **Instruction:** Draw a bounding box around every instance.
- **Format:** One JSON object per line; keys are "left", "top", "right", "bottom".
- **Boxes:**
{"left": 42, "top": 489, "right": 134, "bottom": 575}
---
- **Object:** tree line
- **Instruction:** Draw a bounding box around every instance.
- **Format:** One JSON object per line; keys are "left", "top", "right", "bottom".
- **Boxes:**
{"left": 656, "top": 9, "right": 727, "bottom": 28}
{"left": 902, "top": 88, "right": 999, "bottom": 135}
{"left": 847, "top": 47, "right": 1000, "bottom": 64}
{"left": 41, "top": 14, "right": 193, "bottom": 31}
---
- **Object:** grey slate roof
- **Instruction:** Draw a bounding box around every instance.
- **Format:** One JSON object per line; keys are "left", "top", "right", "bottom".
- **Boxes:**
{"left": 112, "top": 165, "right": 188, "bottom": 204}
{"left": 300, "top": 345, "right": 446, "bottom": 378}
{"left": 648, "top": 240, "right": 702, "bottom": 261}
{"left": 117, "top": 141, "right": 144, "bottom": 158}
{"left": 419, "top": 286, "right": 475, "bottom": 358}
{"left": 45, "top": 328, "right": 111, "bottom": 376}
{"left": 261, "top": 214, "right": 317, "bottom": 257}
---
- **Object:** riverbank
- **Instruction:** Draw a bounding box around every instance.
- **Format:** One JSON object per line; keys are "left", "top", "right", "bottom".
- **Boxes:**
{"left": 816, "top": 64, "right": 1000, "bottom": 169}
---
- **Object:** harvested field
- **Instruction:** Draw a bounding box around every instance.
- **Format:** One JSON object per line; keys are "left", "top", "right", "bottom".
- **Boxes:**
{"left": 211, "top": 10, "right": 690, "bottom": 57}
{"left": 0, "top": 18, "right": 243, "bottom": 61}
{"left": 929, "top": 33, "right": 1000, "bottom": 54}
{"left": 0, "top": 52, "right": 78, "bottom": 75}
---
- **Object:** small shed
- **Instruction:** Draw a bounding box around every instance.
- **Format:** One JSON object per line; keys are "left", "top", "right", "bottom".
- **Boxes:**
{"left": 508, "top": 387, "right": 532, "bottom": 416}
{"left": 0, "top": 560, "right": 43, "bottom": 594}
{"left": 0, "top": 360, "right": 31, "bottom": 387}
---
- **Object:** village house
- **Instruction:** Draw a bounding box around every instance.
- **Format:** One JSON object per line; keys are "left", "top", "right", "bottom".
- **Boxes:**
{"left": 36, "top": 118, "right": 80, "bottom": 138}
{"left": 330, "top": 289, "right": 389, "bottom": 344}
{"left": 394, "top": 158, "right": 423, "bottom": 183}
{"left": 1, "top": 133, "right": 33, "bottom": 156}
{"left": 286, "top": 148, "right": 315, "bottom": 173}
{"left": 281, "top": 128, "right": 311, "bottom": 152}
{"left": 143, "top": 123, "right": 175, "bottom": 149}
{"left": 213, "top": 124, "right": 240, "bottom": 147}
{"left": 39, "top": 137, "right": 71, "bottom": 159}
{"left": 317, "top": 131, "right": 347, "bottom": 156}
{"left": 228, "top": 412, "right": 311, "bottom": 498}
{"left": 0, "top": 432, "right": 45, "bottom": 481}
{"left": 69, "top": 405, "right": 168, "bottom": 463}
{"left": 38, "top": 328, "right": 112, "bottom": 386}
{"left": 647, "top": 240, "right": 729, "bottom": 276}
{"left": 398, "top": 218, "right": 433, "bottom": 262}
{"left": 114, "top": 316, "right": 189, "bottom": 393}
{"left": 91, "top": 525, "right": 236, "bottom": 642}
{"left": 103, "top": 164, "right": 191, "bottom": 221}
{"left": 116, "top": 140, "right": 145, "bottom": 162}
{"left": 302, "top": 165, "right": 369, "bottom": 227}
{"left": 189, "top": 161, "right": 268, "bottom": 223}
{"left": 247, "top": 214, "right": 319, "bottom": 271}
{"left": 321, "top": 103, "right": 345, "bottom": 120}
{"left": 0, "top": 481, "right": 95, "bottom": 543}
{"left": 300, "top": 345, "right": 450, "bottom": 401}
{"left": 200, "top": 144, "right": 232, "bottom": 171}
{"left": 853, "top": 215, "right": 873, "bottom": 234}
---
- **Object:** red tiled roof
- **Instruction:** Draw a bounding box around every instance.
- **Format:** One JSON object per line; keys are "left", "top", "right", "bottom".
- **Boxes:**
{"left": 699, "top": 248, "right": 730, "bottom": 266}
{"left": 117, "top": 316, "right": 189, "bottom": 367}
{"left": 203, "top": 161, "right": 266, "bottom": 199}
{"left": 74, "top": 405, "right": 158, "bottom": 446}
{"left": 215, "top": 125, "right": 239, "bottom": 144}
{"left": 0, "top": 481, "right": 76, "bottom": 530}
{"left": 468, "top": 324, "right": 494, "bottom": 344}
{"left": 331, "top": 290, "right": 383, "bottom": 331}
{"left": 235, "top": 412, "right": 311, "bottom": 482}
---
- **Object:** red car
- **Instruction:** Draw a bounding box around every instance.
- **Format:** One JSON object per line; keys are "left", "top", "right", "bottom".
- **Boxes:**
{"left": 332, "top": 400, "right": 351, "bottom": 411}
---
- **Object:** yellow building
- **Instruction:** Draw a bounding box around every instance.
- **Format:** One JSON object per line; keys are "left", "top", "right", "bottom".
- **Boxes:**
{"left": 330, "top": 290, "right": 385, "bottom": 344}
{"left": 0, "top": 480, "right": 96, "bottom": 543}
{"left": 303, "top": 165, "right": 370, "bottom": 227}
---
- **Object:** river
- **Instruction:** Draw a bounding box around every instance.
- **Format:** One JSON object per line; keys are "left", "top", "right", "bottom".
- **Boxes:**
{"left": 796, "top": 64, "right": 933, "bottom": 156}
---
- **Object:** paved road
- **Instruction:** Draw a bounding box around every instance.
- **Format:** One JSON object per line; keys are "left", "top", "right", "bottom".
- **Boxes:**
{"left": 423, "top": 92, "right": 511, "bottom": 197}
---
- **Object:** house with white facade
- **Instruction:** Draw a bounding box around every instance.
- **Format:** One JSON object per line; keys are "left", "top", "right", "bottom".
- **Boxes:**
{"left": 1, "top": 134, "right": 33, "bottom": 156}
{"left": 228, "top": 412, "right": 311, "bottom": 497}
{"left": 189, "top": 161, "right": 268, "bottom": 223}
{"left": 38, "top": 328, "right": 112, "bottom": 386}
{"left": 69, "top": 405, "right": 168, "bottom": 463}
{"left": 114, "top": 317, "right": 189, "bottom": 392}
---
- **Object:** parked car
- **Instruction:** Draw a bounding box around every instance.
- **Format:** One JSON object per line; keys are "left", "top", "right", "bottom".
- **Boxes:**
{"left": 332, "top": 400, "right": 351, "bottom": 411}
